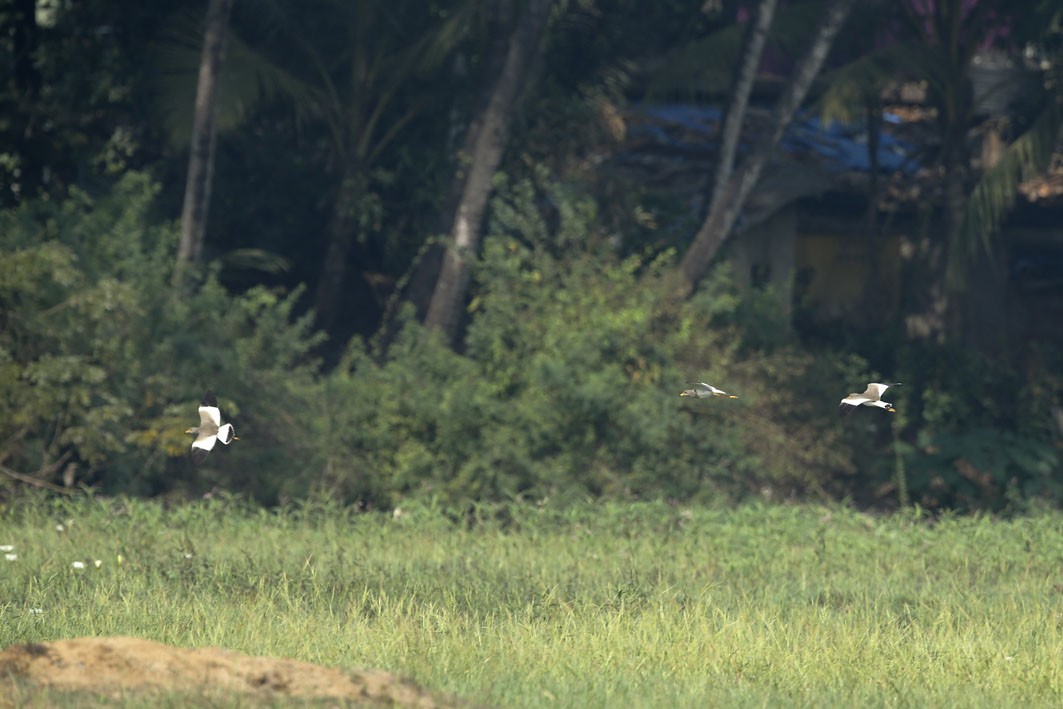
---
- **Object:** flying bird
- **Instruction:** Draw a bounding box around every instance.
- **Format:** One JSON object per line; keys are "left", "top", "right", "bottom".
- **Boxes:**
{"left": 839, "top": 382, "right": 900, "bottom": 415}
{"left": 186, "top": 390, "right": 237, "bottom": 464}
{"left": 680, "top": 381, "right": 739, "bottom": 399}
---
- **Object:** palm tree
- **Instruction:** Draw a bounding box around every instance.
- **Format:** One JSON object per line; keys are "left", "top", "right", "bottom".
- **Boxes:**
{"left": 809, "top": 2, "right": 901, "bottom": 321}
{"left": 159, "top": 0, "right": 478, "bottom": 331}
{"left": 817, "top": 0, "right": 1063, "bottom": 343}
{"left": 677, "top": 0, "right": 858, "bottom": 296}
{"left": 795, "top": 0, "right": 1058, "bottom": 344}
{"left": 707, "top": 0, "right": 779, "bottom": 220}
{"left": 281, "top": 1, "right": 476, "bottom": 332}
{"left": 173, "top": 0, "right": 234, "bottom": 286}
{"left": 958, "top": 3, "right": 1063, "bottom": 286}
{"left": 424, "top": 0, "right": 556, "bottom": 342}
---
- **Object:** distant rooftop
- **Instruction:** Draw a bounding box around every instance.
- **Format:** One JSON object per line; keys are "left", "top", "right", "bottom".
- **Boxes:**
{"left": 612, "top": 100, "right": 1063, "bottom": 222}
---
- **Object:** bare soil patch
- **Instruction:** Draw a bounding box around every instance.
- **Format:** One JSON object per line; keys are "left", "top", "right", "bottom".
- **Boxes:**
{"left": 0, "top": 636, "right": 468, "bottom": 706}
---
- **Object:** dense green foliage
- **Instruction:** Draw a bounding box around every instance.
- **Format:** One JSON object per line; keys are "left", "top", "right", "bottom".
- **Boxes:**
{"left": 888, "top": 342, "right": 1063, "bottom": 509}
{"left": 2, "top": 170, "right": 1059, "bottom": 510}
{"left": 0, "top": 173, "right": 321, "bottom": 498}
{"left": 319, "top": 169, "right": 873, "bottom": 507}
{"left": 1, "top": 496, "right": 1060, "bottom": 706}
{"left": 0, "top": 170, "right": 864, "bottom": 506}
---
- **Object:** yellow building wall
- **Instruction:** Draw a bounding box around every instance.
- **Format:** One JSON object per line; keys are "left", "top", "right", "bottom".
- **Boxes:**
{"left": 795, "top": 232, "right": 902, "bottom": 321}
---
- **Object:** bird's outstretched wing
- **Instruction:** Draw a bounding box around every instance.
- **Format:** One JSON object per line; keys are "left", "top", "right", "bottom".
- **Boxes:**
{"left": 864, "top": 383, "right": 886, "bottom": 399}
{"left": 683, "top": 381, "right": 738, "bottom": 398}
{"left": 216, "top": 423, "right": 236, "bottom": 445}
{"left": 839, "top": 394, "right": 869, "bottom": 415}
{"left": 865, "top": 382, "right": 901, "bottom": 399}
{"left": 198, "top": 390, "right": 222, "bottom": 427}
{"left": 689, "top": 381, "right": 712, "bottom": 395}
{"left": 190, "top": 433, "right": 217, "bottom": 464}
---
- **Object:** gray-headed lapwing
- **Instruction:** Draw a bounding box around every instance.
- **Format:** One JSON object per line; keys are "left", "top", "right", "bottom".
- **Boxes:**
{"left": 839, "top": 382, "right": 900, "bottom": 415}
{"left": 186, "top": 390, "right": 237, "bottom": 464}
{"left": 680, "top": 381, "right": 739, "bottom": 399}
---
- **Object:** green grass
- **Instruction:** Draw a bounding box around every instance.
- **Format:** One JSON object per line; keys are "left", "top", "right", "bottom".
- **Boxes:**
{"left": 0, "top": 495, "right": 1060, "bottom": 707}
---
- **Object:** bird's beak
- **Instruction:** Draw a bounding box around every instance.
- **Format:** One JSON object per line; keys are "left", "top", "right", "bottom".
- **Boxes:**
{"left": 887, "top": 406, "right": 896, "bottom": 412}
{"left": 185, "top": 428, "right": 195, "bottom": 434}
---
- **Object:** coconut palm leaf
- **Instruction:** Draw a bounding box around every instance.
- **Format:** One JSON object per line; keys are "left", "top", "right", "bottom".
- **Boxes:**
{"left": 154, "top": 9, "right": 319, "bottom": 148}
{"left": 959, "top": 97, "right": 1063, "bottom": 262}
{"left": 220, "top": 248, "right": 292, "bottom": 275}
{"left": 155, "top": 0, "right": 482, "bottom": 153}
{"left": 814, "top": 40, "right": 925, "bottom": 124}
{"left": 644, "top": 0, "right": 836, "bottom": 100}
{"left": 643, "top": 22, "right": 745, "bottom": 98}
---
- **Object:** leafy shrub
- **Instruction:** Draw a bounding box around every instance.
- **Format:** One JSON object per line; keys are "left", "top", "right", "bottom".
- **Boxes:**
{"left": 315, "top": 169, "right": 875, "bottom": 507}
{"left": 4, "top": 169, "right": 1055, "bottom": 513}
{"left": 882, "top": 343, "right": 1063, "bottom": 511}
{"left": 0, "top": 172, "right": 321, "bottom": 500}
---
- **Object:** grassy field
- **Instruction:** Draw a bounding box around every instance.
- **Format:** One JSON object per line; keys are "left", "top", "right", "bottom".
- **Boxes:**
{"left": 0, "top": 494, "right": 1060, "bottom": 707}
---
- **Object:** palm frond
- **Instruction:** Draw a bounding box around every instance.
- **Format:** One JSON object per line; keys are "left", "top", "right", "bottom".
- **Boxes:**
{"left": 959, "top": 97, "right": 1063, "bottom": 259}
{"left": 642, "top": 22, "right": 745, "bottom": 99}
{"left": 412, "top": 0, "right": 486, "bottom": 72}
{"left": 221, "top": 32, "right": 325, "bottom": 128}
{"left": 646, "top": 0, "right": 921, "bottom": 104}
{"left": 154, "top": 9, "right": 323, "bottom": 148}
{"left": 157, "top": 0, "right": 480, "bottom": 150}
{"left": 643, "top": 1, "right": 835, "bottom": 100}
{"left": 763, "top": 0, "right": 843, "bottom": 62}
{"left": 220, "top": 248, "right": 292, "bottom": 274}
{"left": 153, "top": 10, "right": 209, "bottom": 148}
{"left": 814, "top": 41, "right": 927, "bottom": 124}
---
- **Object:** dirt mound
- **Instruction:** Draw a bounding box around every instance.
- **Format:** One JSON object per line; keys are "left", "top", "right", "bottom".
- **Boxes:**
{"left": 0, "top": 636, "right": 466, "bottom": 706}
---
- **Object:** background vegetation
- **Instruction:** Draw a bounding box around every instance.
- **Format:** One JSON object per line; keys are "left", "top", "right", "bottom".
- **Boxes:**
{"left": 1, "top": 0, "right": 1060, "bottom": 513}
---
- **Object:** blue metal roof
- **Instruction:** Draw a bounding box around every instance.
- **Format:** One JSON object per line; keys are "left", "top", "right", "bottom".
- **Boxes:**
{"left": 630, "top": 103, "right": 920, "bottom": 175}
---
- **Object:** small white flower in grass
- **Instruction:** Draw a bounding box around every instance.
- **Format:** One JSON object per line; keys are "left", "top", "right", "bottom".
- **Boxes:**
{"left": 56, "top": 524, "right": 65, "bottom": 532}
{"left": 0, "top": 545, "right": 13, "bottom": 552}
{"left": 94, "top": 559, "right": 102, "bottom": 568}
{"left": 183, "top": 552, "right": 193, "bottom": 559}
{"left": 29, "top": 608, "right": 43, "bottom": 615}
{"left": 4, "top": 553, "right": 16, "bottom": 561}
{"left": 71, "top": 561, "right": 85, "bottom": 569}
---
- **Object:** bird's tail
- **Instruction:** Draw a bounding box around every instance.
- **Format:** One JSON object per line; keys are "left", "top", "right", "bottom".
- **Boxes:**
{"left": 217, "top": 423, "right": 236, "bottom": 445}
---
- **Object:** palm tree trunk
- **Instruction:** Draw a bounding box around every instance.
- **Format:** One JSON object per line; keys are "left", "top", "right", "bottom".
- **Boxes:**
{"left": 11, "top": 0, "right": 40, "bottom": 97}
{"left": 402, "top": 0, "right": 517, "bottom": 322}
{"left": 314, "top": 166, "right": 365, "bottom": 332}
{"left": 860, "top": 95, "right": 887, "bottom": 321}
{"left": 424, "top": 0, "right": 554, "bottom": 342}
{"left": 942, "top": 141, "right": 969, "bottom": 342}
{"left": 709, "top": 0, "right": 778, "bottom": 216}
{"left": 172, "top": 0, "right": 234, "bottom": 286}
{"left": 678, "top": 0, "right": 856, "bottom": 296}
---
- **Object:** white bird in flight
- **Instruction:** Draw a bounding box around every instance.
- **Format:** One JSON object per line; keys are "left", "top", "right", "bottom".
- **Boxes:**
{"left": 186, "top": 390, "right": 237, "bottom": 464}
{"left": 680, "top": 381, "right": 739, "bottom": 399}
{"left": 839, "top": 382, "right": 900, "bottom": 414}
